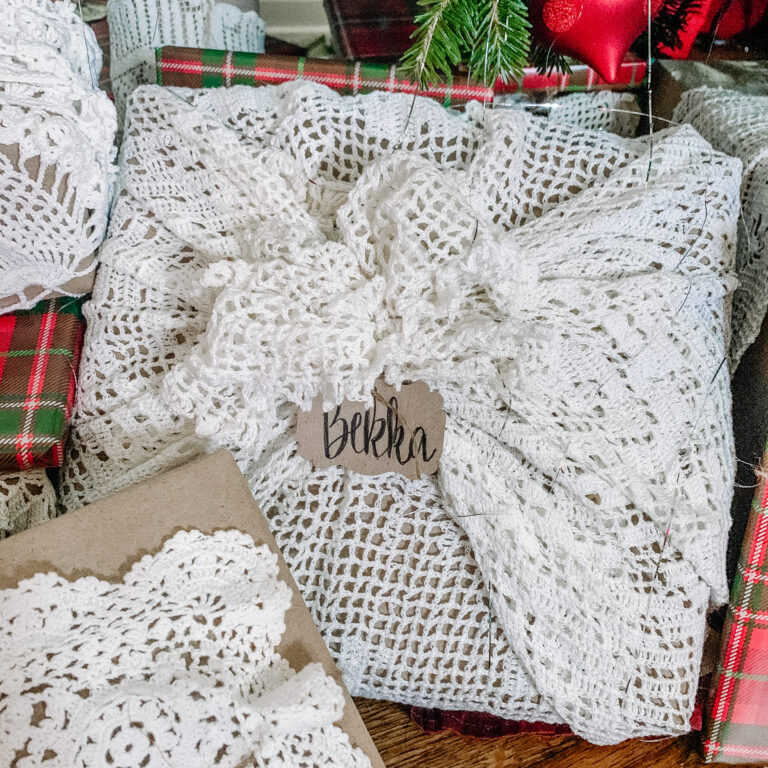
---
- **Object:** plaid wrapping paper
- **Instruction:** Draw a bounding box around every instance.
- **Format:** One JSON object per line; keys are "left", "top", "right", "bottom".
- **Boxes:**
{"left": 0, "top": 298, "right": 84, "bottom": 471}
{"left": 703, "top": 447, "right": 768, "bottom": 763}
{"left": 156, "top": 47, "right": 644, "bottom": 104}
{"left": 494, "top": 56, "right": 646, "bottom": 93}
{"left": 156, "top": 47, "right": 494, "bottom": 107}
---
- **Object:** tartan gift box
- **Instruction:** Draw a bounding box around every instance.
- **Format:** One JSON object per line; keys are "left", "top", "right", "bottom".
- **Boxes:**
{"left": 0, "top": 298, "right": 84, "bottom": 471}
{"left": 703, "top": 443, "right": 768, "bottom": 763}
{"left": 155, "top": 47, "right": 495, "bottom": 107}
{"left": 155, "top": 47, "right": 645, "bottom": 104}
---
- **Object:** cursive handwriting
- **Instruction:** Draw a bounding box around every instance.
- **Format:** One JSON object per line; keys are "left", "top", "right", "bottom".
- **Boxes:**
{"left": 323, "top": 395, "right": 437, "bottom": 466}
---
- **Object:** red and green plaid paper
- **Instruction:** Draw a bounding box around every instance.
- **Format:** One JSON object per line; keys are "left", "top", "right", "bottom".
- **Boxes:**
{"left": 0, "top": 298, "right": 84, "bottom": 471}
{"left": 156, "top": 47, "right": 494, "bottom": 107}
{"left": 703, "top": 446, "right": 768, "bottom": 763}
{"left": 155, "top": 47, "right": 645, "bottom": 104}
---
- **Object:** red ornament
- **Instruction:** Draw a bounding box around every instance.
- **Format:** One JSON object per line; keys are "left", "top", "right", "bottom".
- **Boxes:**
{"left": 529, "top": 0, "right": 663, "bottom": 82}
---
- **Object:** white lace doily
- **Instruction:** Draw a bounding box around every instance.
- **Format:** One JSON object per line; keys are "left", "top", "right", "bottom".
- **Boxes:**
{"left": 0, "top": 528, "right": 371, "bottom": 768}
{"left": 0, "top": 470, "right": 56, "bottom": 539}
{"left": 675, "top": 86, "right": 768, "bottom": 370}
{"left": 61, "top": 82, "right": 741, "bottom": 743}
{"left": 107, "top": 0, "right": 265, "bottom": 128}
{"left": 496, "top": 90, "right": 641, "bottom": 137}
{"left": 0, "top": 0, "right": 116, "bottom": 313}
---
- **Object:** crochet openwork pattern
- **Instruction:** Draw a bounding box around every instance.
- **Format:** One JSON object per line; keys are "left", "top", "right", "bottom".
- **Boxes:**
{"left": 107, "top": 0, "right": 265, "bottom": 126}
{"left": 0, "top": 0, "right": 116, "bottom": 313}
{"left": 675, "top": 86, "right": 768, "bottom": 370}
{"left": 0, "top": 470, "right": 56, "bottom": 539}
{"left": 62, "top": 83, "right": 742, "bottom": 743}
{"left": 0, "top": 529, "right": 371, "bottom": 768}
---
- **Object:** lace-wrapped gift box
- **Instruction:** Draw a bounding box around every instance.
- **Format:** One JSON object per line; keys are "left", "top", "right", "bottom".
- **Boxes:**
{"left": 0, "top": 450, "right": 383, "bottom": 768}
{"left": 0, "top": 298, "right": 83, "bottom": 471}
{"left": 59, "top": 81, "right": 743, "bottom": 744}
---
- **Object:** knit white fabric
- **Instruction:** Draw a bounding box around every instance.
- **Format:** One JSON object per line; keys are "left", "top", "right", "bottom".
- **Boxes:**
{"left": 0, "top": 528, "right": 371, "bottom": 768}
{"left": 61, "top": 83, "right": 742, "bottom": 744}
{"left": 0, "top": 470, "right": 56, "bottom": 539}
{"left": 0, "top": 0, "right": 116, "bottom": 313}
{"left": 107, "top": 0, "right": 265, "bottom": 128}
{"left": 675, "top": 87, "right": 768, "bottom": 370}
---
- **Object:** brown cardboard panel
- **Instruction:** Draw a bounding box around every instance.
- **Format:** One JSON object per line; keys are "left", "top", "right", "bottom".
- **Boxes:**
{"left": 297, "top": 379, "right": 445, "bottom": 480}
{"left": 0, "top": 450, "right": 384, "bottom": 768}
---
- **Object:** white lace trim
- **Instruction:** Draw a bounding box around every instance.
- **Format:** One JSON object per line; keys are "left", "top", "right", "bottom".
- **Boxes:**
{"left": 0, "top": 528, "right": 371, "bottom": 768}
{"left": 107, "top": 0, "right": 265, "bottom": 126}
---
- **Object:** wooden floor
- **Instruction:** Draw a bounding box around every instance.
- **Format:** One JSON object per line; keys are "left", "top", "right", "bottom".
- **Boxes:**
{"left": 357, "top": 699, "right": 764, "bottom": 768}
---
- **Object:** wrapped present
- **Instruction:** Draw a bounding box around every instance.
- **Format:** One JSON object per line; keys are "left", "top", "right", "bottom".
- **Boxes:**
{"left": 0, "top": 298, "right": 84, "bottom": 471}
{"left": 156, "top": 46, "right": 644, "bottom": 104}
{"left": 703, "top": 446, "right": 768, "bottom": 763}
{"left": 155, "top": 47, "right": 494, "bottom": 107}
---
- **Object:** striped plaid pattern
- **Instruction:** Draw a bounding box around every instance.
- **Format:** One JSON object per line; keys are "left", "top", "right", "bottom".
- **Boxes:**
{"left": 703, "top": 447, "right": 768, "bottom": 763}
{"left": 494, "top": 57, "right": 647, "bottom": 93}
{"left": 156, "top": 48, "right": 494, "bottom": 107}
{"left": 0, "top": 299, "right": 84, "bottom": 471}
{"left": 156, "top": 47, "right": 645, "bottom": 102}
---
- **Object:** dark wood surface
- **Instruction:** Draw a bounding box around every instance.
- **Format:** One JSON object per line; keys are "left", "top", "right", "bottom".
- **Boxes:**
{"left": 356, "top": 699, "right": 766, "bottom": 768}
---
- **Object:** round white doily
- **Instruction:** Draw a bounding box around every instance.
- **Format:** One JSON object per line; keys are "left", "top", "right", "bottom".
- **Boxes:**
{"left": 0, "top": 528, "right": 371, "bottom": 768}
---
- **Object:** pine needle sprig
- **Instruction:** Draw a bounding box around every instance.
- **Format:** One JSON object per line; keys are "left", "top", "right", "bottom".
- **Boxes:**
{"left": 400, "top": 0, "right": 475, "bottom": 87}
{"left": 530, "top": 43, "right": 572, "bottom": 76}
{"left": 401, "top": 0, "right": 531, "bottom": 87}
{"left": 467, "top": 0, "right": 531, "bottom": 85}
{"left": 651, "top": 0, "right": 704, "bottom": 49}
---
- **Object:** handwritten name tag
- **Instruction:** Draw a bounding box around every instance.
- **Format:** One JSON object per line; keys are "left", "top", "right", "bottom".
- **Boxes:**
{"left": 296, "top": 380, "right": 445, "bottom": 479}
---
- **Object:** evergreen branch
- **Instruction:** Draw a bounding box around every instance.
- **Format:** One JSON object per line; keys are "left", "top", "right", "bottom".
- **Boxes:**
{"left": 468, "top": 0, "right": 531, "bottom": 85}
{"left": 401, "top": 0, "right": 531, "bottom": 87}
{"left": 401, "top": 0, "right": 474, "bottom": 87}
{"left": 530, "top": 43, "right": 572, "bottom": 76}
{"left": 651, "top": 0, "right": 704, "bottom": 49}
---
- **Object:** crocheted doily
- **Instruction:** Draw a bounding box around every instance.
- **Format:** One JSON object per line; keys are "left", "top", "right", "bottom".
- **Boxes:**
{"left": 107, "top": 0, "right": 265, "bottom": 127}
{"left": 0, "top": 0, "right": 116, "bottom": 313}
{"left": 675, "top": 86, "right": 768, "bottom": 370}
{"left": 0, "top": 470, "right": 56, "bottom": 539}
{"left": 62, "top": 83, "right": 742, "bottom": 743}
{"left": 0, "top": 528, "right": 371, "bottom": 768}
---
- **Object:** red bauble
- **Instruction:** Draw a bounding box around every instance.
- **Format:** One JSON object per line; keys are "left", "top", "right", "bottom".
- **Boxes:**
{"left": 529, "top": 0, "right": 662, "bottom": 82}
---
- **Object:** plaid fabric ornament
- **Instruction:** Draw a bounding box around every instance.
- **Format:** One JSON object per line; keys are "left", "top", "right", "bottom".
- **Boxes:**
{"left": 156, "top": 47, "right": 495, "bottom": 107}
{"left": 703, "top": 445, "right": 768, "bottom": 763}
{"left": 0, "top": 298, "right": 84, "bottom": 471}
